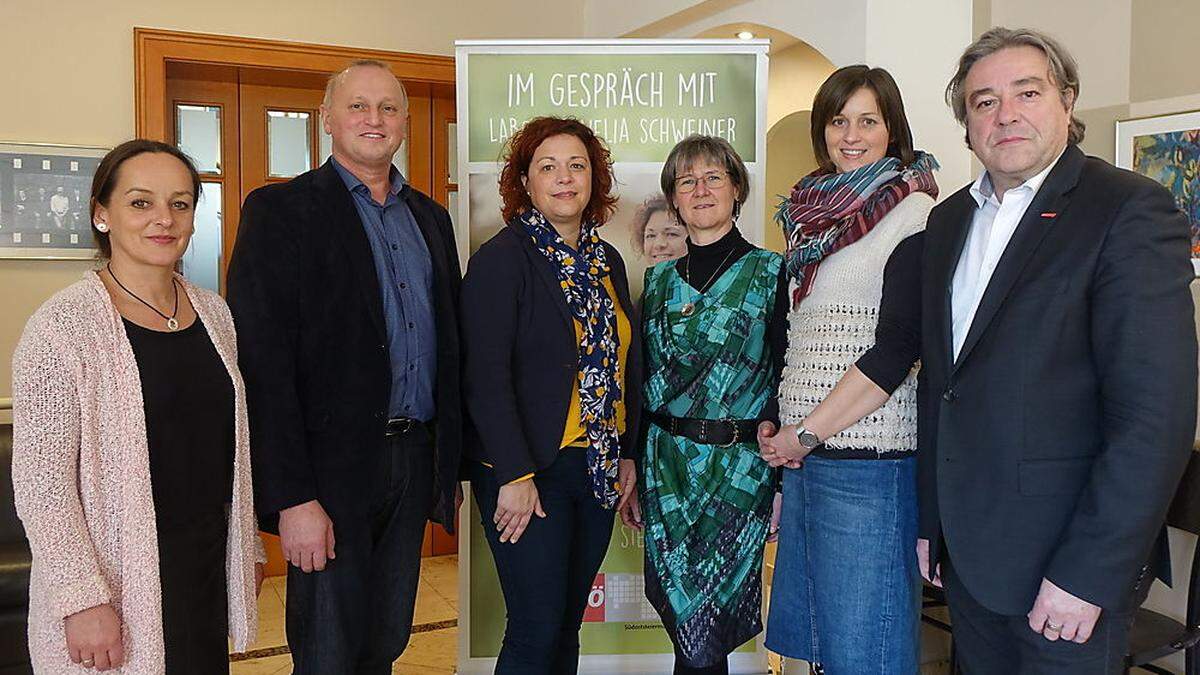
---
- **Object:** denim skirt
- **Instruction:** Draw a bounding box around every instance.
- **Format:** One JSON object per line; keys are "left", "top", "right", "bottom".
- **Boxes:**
{"left": 765, "top": 455, "right": 920, "bottom": 674}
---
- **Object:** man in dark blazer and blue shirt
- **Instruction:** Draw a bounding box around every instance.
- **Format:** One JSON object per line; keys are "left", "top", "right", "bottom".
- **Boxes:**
{"left": 917, "top": 28, "right": 1197, "bottom": 673}
{"left": 226, "top": 60, "right": 462, "bottom": 674}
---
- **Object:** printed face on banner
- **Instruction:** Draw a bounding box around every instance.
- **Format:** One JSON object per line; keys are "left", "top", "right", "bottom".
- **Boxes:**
{"left": 641, "top": 210, "right": 687, "bottom": 263}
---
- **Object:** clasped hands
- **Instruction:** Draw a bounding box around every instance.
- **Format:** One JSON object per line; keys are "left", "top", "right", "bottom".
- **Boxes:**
{"left": 757, "top": 421, "right": 809, "bottom": 469}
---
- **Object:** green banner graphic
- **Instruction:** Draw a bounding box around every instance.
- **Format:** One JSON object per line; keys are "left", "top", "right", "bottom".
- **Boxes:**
{"left": 466, "top": 53, "right": 757, "bottom": 163}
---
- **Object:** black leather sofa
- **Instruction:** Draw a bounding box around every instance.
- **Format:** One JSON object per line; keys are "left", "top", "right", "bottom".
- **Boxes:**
{"left": 0, "top": 424, "right": 32, "bottom": 674}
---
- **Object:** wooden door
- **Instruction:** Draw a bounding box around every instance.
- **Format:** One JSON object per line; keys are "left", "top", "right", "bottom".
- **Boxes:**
{"left": 164, "top": 63, "right": 242, "bottom": 294}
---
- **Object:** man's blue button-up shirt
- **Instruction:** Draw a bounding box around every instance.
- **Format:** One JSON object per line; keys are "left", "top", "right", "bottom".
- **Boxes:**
{"left": 332, "top": 157, "right": 436, "bottom": 421}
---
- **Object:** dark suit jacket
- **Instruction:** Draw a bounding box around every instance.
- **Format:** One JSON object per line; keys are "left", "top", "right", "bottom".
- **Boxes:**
{"left": 459, "top": 221, "right": 642, "bottom": 486}
{"left": 226, "top": 160, "right": 463, "bottom": 534}
{"left": 918, "top": 144, "right": 1197, "bottom": 614}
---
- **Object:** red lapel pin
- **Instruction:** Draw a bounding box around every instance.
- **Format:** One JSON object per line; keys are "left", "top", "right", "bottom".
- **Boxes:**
{"left": 1041, "top": 212, "right": 1057, "bottom": 218}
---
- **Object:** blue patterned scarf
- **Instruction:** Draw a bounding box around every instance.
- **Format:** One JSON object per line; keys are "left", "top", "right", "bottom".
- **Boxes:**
{"left": 518, "top": 208, "right": 623, "bottom": 508}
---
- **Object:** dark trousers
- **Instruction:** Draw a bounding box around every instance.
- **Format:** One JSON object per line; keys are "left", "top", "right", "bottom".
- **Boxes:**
{"left": 471, "top": 448, "right": 615, "bottom": 675}
{"left": 942, "top": 553, "right": 1152, "bottom": 674}
{"left": 285, "top": 426, "right": 435, "bottom": 675}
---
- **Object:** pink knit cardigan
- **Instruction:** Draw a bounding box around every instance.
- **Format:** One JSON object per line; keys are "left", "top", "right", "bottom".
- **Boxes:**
{"left": 11, "top": 271, "right": 261, "bottom": 673}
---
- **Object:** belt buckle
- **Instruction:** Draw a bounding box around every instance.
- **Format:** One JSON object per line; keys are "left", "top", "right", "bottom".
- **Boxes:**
{"left": 387, "top": 417, "right": 416, "bottom": 435}
{"left": 716, "top": 418, "right": 738, "bottom": 449}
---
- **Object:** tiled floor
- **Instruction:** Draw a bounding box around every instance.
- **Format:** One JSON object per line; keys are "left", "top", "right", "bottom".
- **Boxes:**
{"left": 230, "top": 551, "right": 952, "bottom": 674}
{"left": 230, "top": 555, "right": 459, "bottom": 674}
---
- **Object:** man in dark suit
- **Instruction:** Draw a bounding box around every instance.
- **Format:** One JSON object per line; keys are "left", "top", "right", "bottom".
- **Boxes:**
{"left": 226, "top": 59, "right": 462, "bottom": 674}
{"left": 917, "top": 28, "right": 1197, "bottom": 672}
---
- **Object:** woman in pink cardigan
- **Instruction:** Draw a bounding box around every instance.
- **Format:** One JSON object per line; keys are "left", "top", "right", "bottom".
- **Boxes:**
{"left": 11, "top": 140, "right": 264, "bottom": 673}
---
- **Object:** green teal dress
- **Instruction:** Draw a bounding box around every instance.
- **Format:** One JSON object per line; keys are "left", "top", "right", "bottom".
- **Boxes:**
{"left": 640, "top": 248, "right": 782, "bottom": 666}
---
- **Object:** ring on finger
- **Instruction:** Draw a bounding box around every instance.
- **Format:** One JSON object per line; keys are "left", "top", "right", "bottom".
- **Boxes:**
{"left": 1045, "top": 621, "right": 1063, "bottom": 632}
{"left": 82, "top": 659, "right": 95, "bottom": 667}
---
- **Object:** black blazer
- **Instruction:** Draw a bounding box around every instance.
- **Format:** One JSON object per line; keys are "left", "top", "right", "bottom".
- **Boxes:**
{"left": 918, "top": 144, "right": 1197, "bottom": 614}
{"left": 460, "top": 221, "right": 643, "bottom": 485}
{"left": 226, "top": 160, "right": 463, "bottom": 533}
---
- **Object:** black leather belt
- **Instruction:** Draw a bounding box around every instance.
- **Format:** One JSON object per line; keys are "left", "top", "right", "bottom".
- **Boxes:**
{"left": 385, "top": 417, "right": 427, "bottom": 436}
{"left": 645, "top": 410, "right": 759, "bottom": 448}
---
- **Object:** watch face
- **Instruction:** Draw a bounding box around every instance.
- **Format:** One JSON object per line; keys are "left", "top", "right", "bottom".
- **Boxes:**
{"left": 798, "top": 429, "right": 820, "bottom": 448}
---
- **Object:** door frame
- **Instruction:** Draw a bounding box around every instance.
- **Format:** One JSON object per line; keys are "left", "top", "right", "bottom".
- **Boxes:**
{"left": 134, "top": 27, "right": 455, "bottom": 140}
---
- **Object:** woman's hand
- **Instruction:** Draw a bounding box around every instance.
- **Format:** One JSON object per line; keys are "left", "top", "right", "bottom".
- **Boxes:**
{"left": 766, "top": 491, "right": 783, "bottom": 542}
{"left": 616, "top": 458, "right": 643, "bottom": 530}
{"left": 65, "top": 604, "right": 123, "bottom": 671}
{"left": 759, "top": 422, "right": 807, "bottom": 468}
{"left": 495, "top": 479, "right": 545, "bottom": 544}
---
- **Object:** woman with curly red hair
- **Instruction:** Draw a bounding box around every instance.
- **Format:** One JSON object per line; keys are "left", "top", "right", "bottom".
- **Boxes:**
{"left": 459, "top": 116, "right": 642, "bottom": 673}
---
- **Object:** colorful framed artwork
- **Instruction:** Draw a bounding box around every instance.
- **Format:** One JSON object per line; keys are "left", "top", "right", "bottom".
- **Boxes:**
{"left": 0, "top": 141, "right": 108, "bottom": 260}
{"left": 1116, "top": 111, "right": 1200, "bottom": 276}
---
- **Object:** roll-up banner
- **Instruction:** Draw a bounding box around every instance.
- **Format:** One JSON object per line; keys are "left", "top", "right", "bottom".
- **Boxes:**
{"left": 454, "top": 39, "right": 770, "bottom": 674}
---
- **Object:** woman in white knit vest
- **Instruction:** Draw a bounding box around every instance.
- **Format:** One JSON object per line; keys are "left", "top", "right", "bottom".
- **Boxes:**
{"left": 756, "top": 66, "right": 939, "bottom": 673}
{"left": 11, "top": 140, "right": 264, "bottom": 673}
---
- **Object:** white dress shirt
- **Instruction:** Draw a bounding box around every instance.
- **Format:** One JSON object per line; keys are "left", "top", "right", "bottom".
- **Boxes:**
{"left": 951, "top": 150, "right": 1065, "bottom": 360}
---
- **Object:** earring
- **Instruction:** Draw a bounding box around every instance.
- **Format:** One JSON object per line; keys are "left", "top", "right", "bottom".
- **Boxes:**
{"left": 94, "top": 221, "right": 109, "bottom": 233}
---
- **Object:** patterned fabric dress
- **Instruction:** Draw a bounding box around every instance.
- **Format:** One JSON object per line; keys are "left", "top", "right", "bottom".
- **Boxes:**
{"left": 640, "top": 248, "right": 782, "bottom": 667}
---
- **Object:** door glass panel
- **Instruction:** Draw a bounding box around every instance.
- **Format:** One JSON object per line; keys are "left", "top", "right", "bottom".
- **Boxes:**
{"left": 447, "top": 190, "right": 458, "bottom": 230}
{"left": 448, "top": 122, "right": 458, "bottom": 184}
{"left": 395, "top": 139, "right": 409, "bottom": 178}
{"left": 268, "top": 110, "right": 312, "bottom": 178}
{"left": 181, "top": 182, "right": 222, "bottom": 293}
{"left": 175, "top": 104, "right": 221, "bottom": 174}
{"left": 319, "top": 123, "right": 333, "bottom": 166}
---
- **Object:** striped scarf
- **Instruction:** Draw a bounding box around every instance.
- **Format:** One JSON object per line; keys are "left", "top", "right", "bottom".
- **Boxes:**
{"left": 776, "top": 151, "right": 939, "bottom": 306}
{"left": 517, "top": 208, "right": 623, "bottom": 508}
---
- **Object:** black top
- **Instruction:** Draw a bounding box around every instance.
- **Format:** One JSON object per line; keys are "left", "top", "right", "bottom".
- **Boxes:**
{"left": 124, "top": 317, "right": 234, "bottom": 528}
{"left": 674, "top": 226, "right": 791, "bottom": 424}
{"left": 855, "top": 231, "right": 923, "bottom": 394}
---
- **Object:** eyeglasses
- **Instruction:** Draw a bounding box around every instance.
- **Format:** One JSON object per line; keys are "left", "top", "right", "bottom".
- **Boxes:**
{"left": 675, "top": 172, "right": 729, "bottom": 194}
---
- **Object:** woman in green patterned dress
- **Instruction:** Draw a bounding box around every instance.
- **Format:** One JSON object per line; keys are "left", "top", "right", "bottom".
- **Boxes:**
{"left": 618, "top": 135, "right": 789, "bottom": 674}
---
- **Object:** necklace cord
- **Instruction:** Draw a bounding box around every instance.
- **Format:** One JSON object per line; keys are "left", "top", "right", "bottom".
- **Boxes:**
{"left": 106, "top": 263, "right": 181, "bottom": 324}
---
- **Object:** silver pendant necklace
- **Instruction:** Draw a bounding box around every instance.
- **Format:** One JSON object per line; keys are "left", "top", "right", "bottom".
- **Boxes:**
{"left": 107, "top": 263, "right": 182, "bottom": 331}
{"left": 680, "top": 247, "right": 735, "bottom": 317}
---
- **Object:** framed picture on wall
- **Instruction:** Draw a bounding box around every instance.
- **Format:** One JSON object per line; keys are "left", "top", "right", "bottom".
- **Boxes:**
{"left": 0, "top": 141, "right": 108, "bottom": 260}
{"left": 1116, "top": 111, "right": 1200, "bottom": 276}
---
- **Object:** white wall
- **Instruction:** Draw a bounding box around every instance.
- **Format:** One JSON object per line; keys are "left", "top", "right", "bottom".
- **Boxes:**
{"left": 864, "top": 0, "right": 975, "bottom": 194}
{"left": 989, "top": 0, "right": 1132, "bottom": 110}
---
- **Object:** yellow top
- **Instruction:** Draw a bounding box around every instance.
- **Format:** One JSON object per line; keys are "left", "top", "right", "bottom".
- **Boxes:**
{"left": 561, "top": 274, "right": 632, "bottom": 449}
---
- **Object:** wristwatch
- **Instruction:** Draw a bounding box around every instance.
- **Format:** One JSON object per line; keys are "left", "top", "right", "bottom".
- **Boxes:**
{"left": 795, "top": 426, "right": 821, "bottom": 451}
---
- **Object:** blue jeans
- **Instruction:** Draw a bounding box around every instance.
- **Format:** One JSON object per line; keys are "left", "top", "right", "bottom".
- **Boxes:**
{"left": 470, "top": 448, "right": 615, "bottom": 675}
{"left": 765, "top": 455, "right": 920, "bottom": 674}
